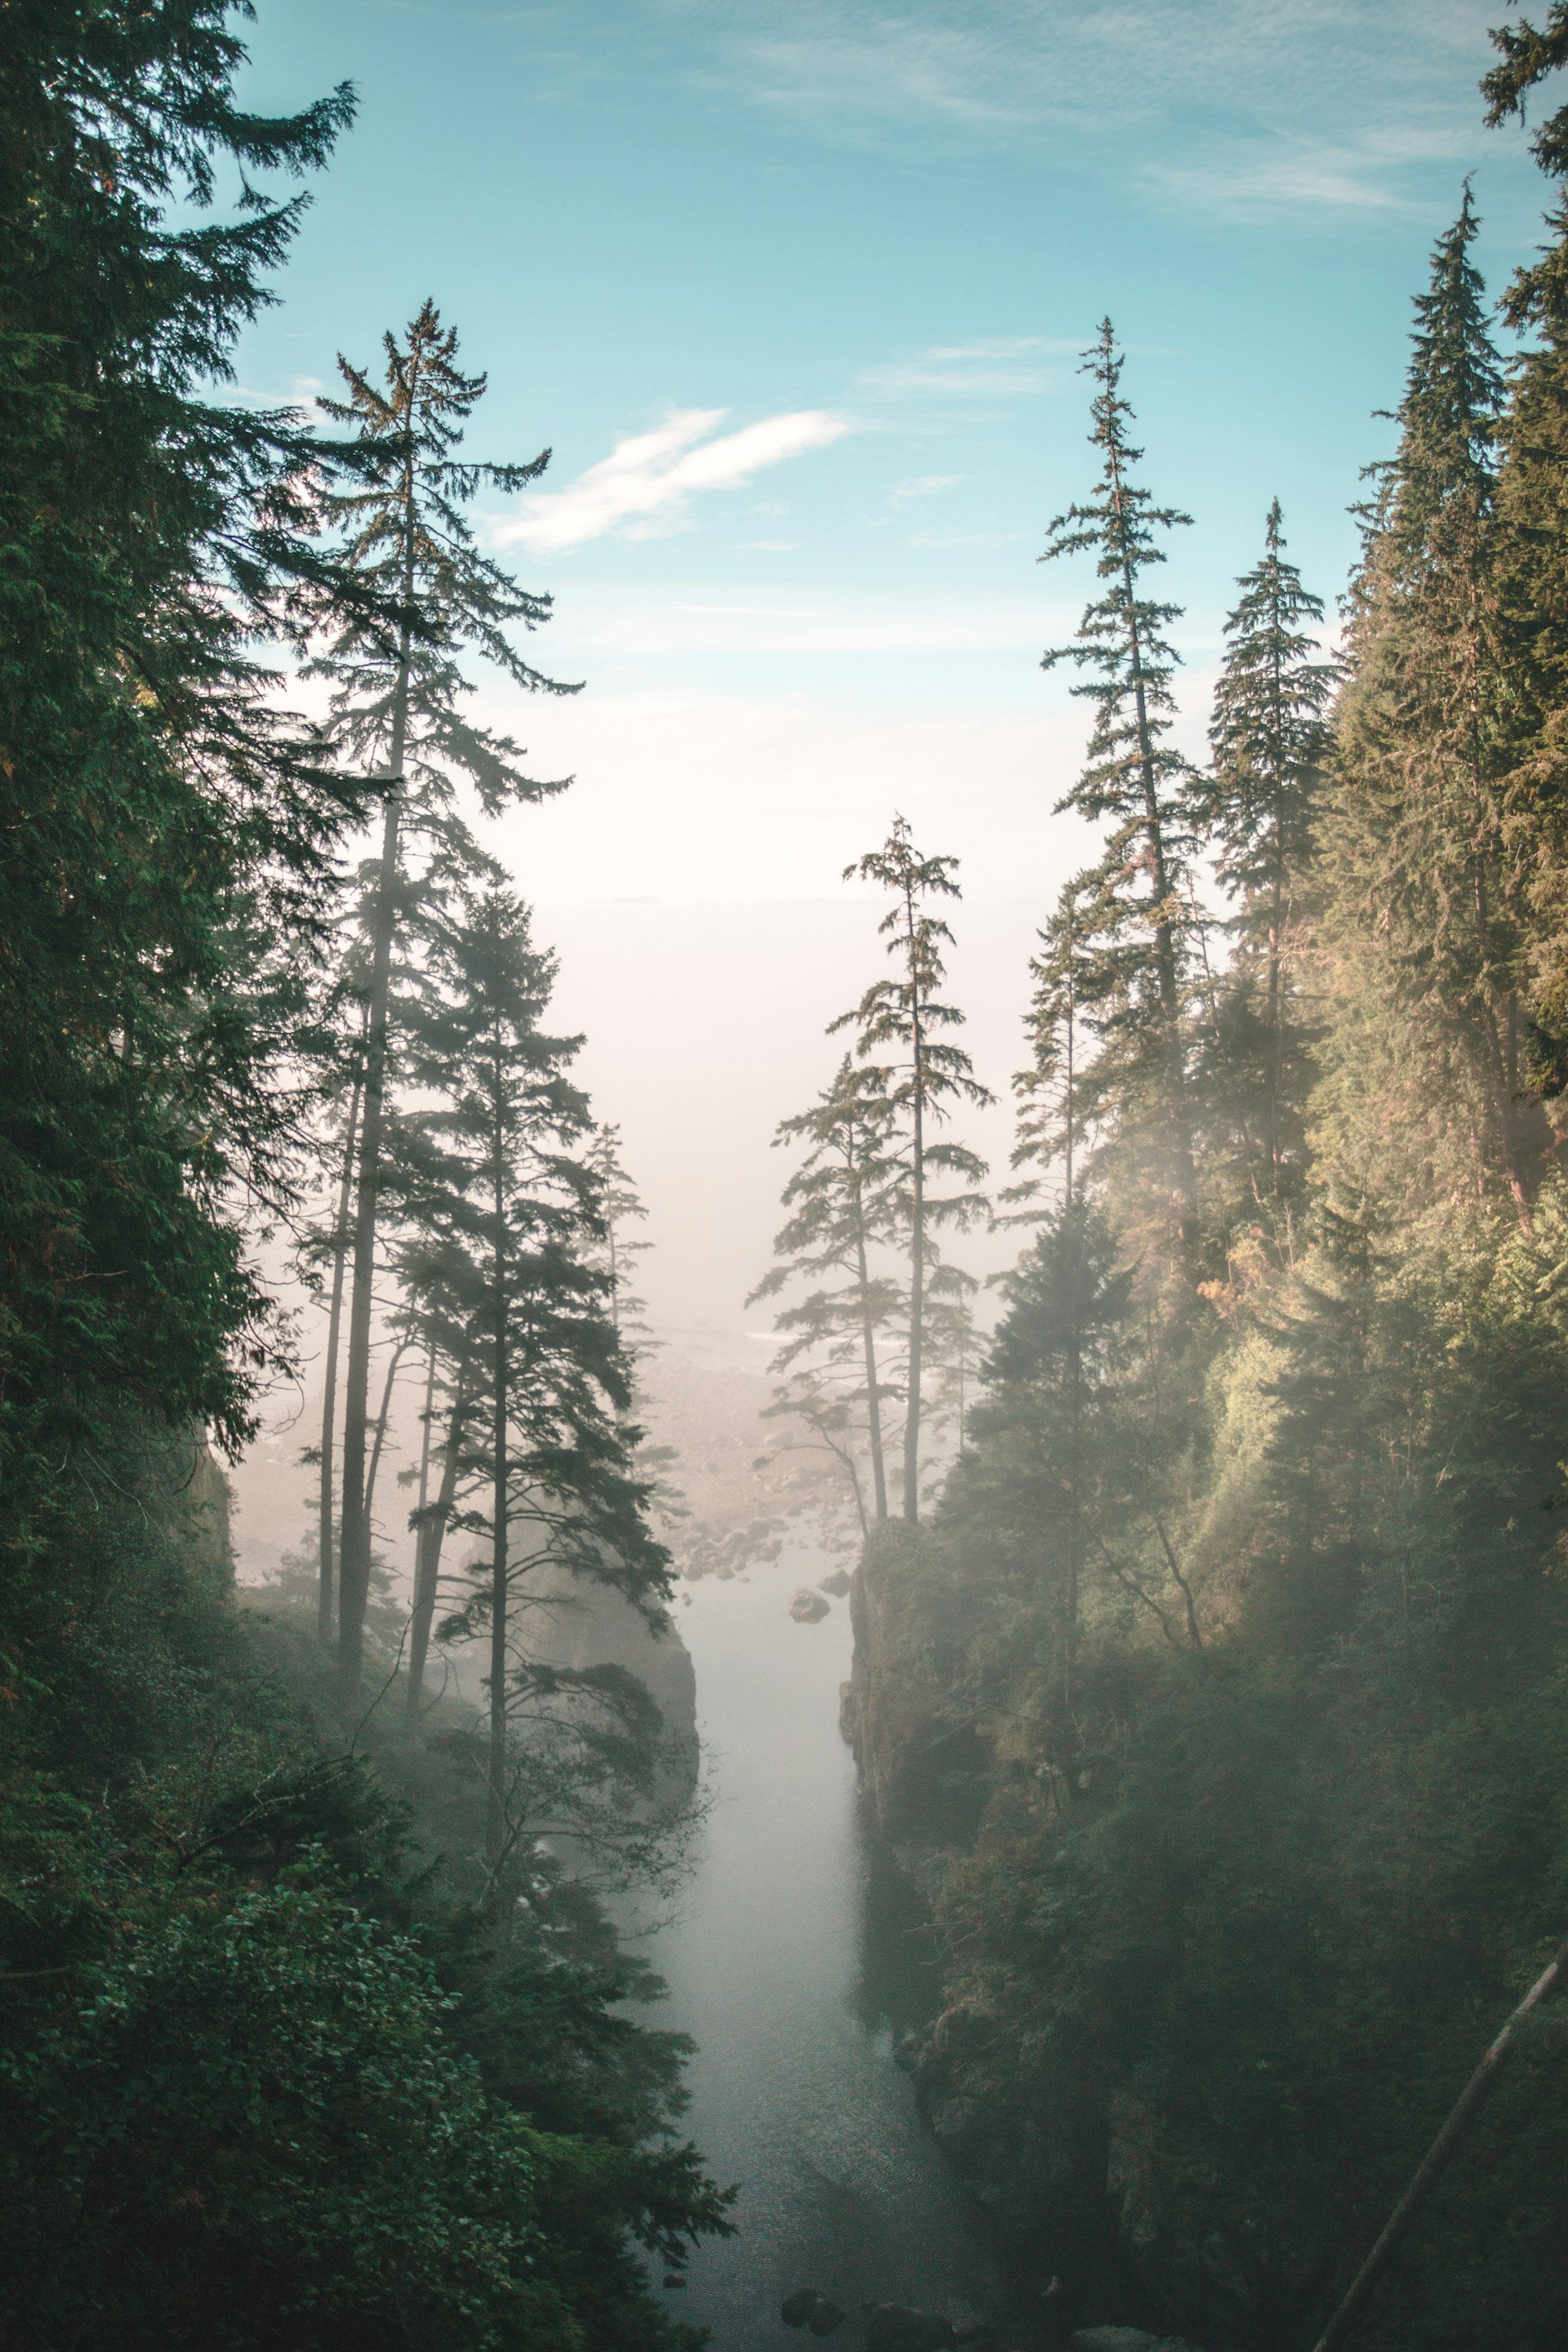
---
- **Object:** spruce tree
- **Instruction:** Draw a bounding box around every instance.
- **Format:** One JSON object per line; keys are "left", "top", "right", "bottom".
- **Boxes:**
{"left": 316, "top": 305, "right": 579, "bottom": 1688}
{"left": 1200, "top": 501, "right": 1334, "bottom": 1202}
{"left": 835, "top": 819, "right": 991, "bottom": 1521}
{"left": 0, "top": 0, "right": 363, "bottom": 1530}
{"left": 1330, "top": 191, "right": 1541, "bottom": 1221}
{"left": 751, "top": 1057, "right": 903, "bottom": 1523}
{"left": 1040, "top": 321, "right": 1196, "bottom": 1245}
{"left": 1486, "top": 26, "right": 1568, "bottom": 1117}
{"left": 400, "top": 885, "right": 670, "bottom": 1862}
{"left": 1012, "top": 877, "right": 1093, "bottom": 1214}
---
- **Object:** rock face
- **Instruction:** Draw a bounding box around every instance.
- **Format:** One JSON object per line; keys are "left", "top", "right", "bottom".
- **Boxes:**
{"left": 817, "top": 1566, "right": 853, "bottom": 1597}
{"left": 789, "top": 1586, "right": 831, "bottom": 1624}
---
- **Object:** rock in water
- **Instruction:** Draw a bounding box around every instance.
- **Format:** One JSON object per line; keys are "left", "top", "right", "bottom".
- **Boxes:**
{"left": 782, "top": 2290, "right": 846, "bottom": 2332}
{"left": 817, "top": 1567, "right": 852, "bottom": 1596}
{"left": 862, "top": 2305, "right": 960, "bottom": 2352}
{"left": 789, "top": 1587, "right": 831, "bottom": 1623}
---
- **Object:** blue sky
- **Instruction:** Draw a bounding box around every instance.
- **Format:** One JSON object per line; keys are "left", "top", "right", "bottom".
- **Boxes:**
{"left": 226, "top": 1, "right": 1560, "bottom": 1332}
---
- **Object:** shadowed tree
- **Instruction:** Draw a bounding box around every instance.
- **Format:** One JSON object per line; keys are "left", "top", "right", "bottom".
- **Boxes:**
{"left": 400, "top": 884, "right": 670, "bottom": 1864}
{"left": 751, "top": 1055, "right": 903, "bottom": 1524}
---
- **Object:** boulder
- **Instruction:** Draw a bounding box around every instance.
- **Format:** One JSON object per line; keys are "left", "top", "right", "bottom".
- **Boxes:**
{"left": 782, "top": 2291, "right": 846, "bottom": 2334}
{"left": 817, "top": 1567, "right": 853, "bottom": 1597}
{"left": 789, "top": 1586, "right": 831, "bottom": 1623}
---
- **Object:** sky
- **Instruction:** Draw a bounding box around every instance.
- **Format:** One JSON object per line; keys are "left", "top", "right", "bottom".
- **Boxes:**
{"left": 227, "top": 0, "right": 1555, "bottom": 1338}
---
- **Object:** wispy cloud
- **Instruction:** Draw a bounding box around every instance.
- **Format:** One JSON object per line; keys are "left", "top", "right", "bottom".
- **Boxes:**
{"left": 495, "top": 408, "right": 850, "bottom": 553}
{"left": 856, "top": 335, "right": 1076, "bottom": 408}
{"left": 672, "top": 0, "right": 1503, "bottom": 216}
{"left": 1147, "top": 121, "right": 1477, "bottom": 217}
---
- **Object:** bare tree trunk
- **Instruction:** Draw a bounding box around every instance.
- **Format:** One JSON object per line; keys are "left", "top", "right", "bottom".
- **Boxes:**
{"left": 337, "top": 771, "right": 405, "bottom": 1690}
{"left": 1311, "top": 1931, "right": 1568, "bottom": 2352}
{"left": 362, "top": 1331, "right": 410, "bottom": 1540}
{"left": 487, "top": 1132, "right": 510, "bottom": 1869}
{"left": 856, "top": 1218, "right": 889, "bottom": 1522}
{"left": 407, "top": 1370, "right": 468, "bottom": 1719}
{"left": 317, "top": 1060, "right": 363, "bottom": 1640}
{"left": 903, "top": 1038, "right": 925, "bottom": 1524}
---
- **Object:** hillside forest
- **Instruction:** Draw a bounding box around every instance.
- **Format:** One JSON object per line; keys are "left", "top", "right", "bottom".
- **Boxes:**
{"left": 10, "top": 5, "right": 1568, "bottom": 2352}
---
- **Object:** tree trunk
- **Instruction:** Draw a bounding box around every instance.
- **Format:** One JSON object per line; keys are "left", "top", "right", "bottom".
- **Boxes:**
{"left": 407, "top": 1370, "right": 467, "bottom": 1718}
{"left": 1311, "top": 1930, "right": 1568, "bottom": 2352}
{"left": 336, "top": 655, "right": 410, "bottom": 1691}
{"left": 903, "top": 1025, "right": 925, "bottom": 1525}
{"left": 362, "top": 1332, "right": 410, "bottom": 1540}
{"left": 855, "top": 1213, "right": 889, "bottom": 1522}
{"left": 487, "top": 1120, "right": 510, "bottom": 1869}
{"left": 317, "top": 1061, "right": 363, "bottom": 1641}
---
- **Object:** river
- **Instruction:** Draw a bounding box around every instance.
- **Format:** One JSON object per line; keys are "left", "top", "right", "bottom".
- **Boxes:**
{"left": 641, "top": 1547, "right": 1004, "bottom": 2350}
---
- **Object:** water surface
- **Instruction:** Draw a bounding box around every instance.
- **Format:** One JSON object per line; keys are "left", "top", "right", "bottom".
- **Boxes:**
{"left": 645, "top": 1552, "right": 1000, "bottom": 2349}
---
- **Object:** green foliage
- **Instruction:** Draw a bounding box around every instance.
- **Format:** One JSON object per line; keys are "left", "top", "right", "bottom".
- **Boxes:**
{"left": 0, "top": 0, "right": 364, "bottom": 1535}
{"left": 853, "top": 60, "right": 1568, "bottom": 2352}
{"left": 1039, "top": 322, "right": 1196, "bottom": 1240}
{"left": 834, "top": 815, "right": 991, "bottom": 1518}
{"left": 0, "top": 1436, "right": 724, "bottom": 2352}
{"left": 2, "top": 12, "right": 720, "bottom": 2349}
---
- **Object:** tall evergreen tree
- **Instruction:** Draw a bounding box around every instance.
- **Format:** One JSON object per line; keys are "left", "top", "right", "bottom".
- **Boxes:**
{"left": 315, "top": 305, "right": 579, "bottom": 1688}
{"left": 1329, "top": 191, "right": 1541, "bottom": 1222}
{"left": 1485, "top": 25, "right": 1568, "bottom": 1125}
{"left": 0, "top": 0, "right": 363, "bottom": 1532}
{"left": 751, "top": 1056, "right": 903, "bottom": 1523}
{"left": 835, "top": 819, "right": 991, "bottom": 1522}
{"left": 1200, "top": 501, "right": 1334, "bottom": 1205}
{"left": 1040, "top": 319, "right": 1196, "bottom": 1245}
{"left": 401, "top": 885, "right": 670, "bottom": 1864}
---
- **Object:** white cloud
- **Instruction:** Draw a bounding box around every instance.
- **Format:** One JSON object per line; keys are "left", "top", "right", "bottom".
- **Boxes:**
{"left": 495, "top": 407, "right": 851, "bottom": 553}
{"left": 892, "top": 473, "right": 962, "bottom": 500}
{"left": 675, "top": 0, "right": 1500, "bottom": 214}
{"left": 1147, "top": 120, "right": 1477, "bottom": 216}
{"left": 855, "top": 335, "right": 1078, "bottom": 406}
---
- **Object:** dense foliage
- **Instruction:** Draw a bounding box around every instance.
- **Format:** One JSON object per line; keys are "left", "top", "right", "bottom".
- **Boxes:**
{"left": 0, "top": 7, "right": 722, "bottom": 2346}
{"left": 845, "top": 38, "right": 1568, "bottom": 2352}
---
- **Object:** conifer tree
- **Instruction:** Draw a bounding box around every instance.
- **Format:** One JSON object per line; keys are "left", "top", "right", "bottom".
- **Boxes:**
{"left": 1040, "top": 321, "right": 1196, "bottom": 1244}
{"left": 1485, "top": 26, "right": 1568, "bottom": 1116}
{"left": 401, "top": 885, "right": 670, "bottom": 1861}
{"left": 835, "top": 819, "right": 991, "bottom": 1521}
{"left": 1012, "top": 877, "right": 1093, "bottom": 1215}
{"left": 751, "top": 1057, "right": 903, "bottom": 1522}
{"left": 0, "top": 0, "right": 363, "bottom": 1528}
{"left": 585, "top": 1124, "right": 653, "bottom": 1350}
{"left": 1330, "top": 191, "right": 1542, "bottom": 1220}
{"left": 1200, "top": 501, "right": 1335, "bottom": 1200}
{"left": 316, "top": 306, "right": 579, "bottom": 1688}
